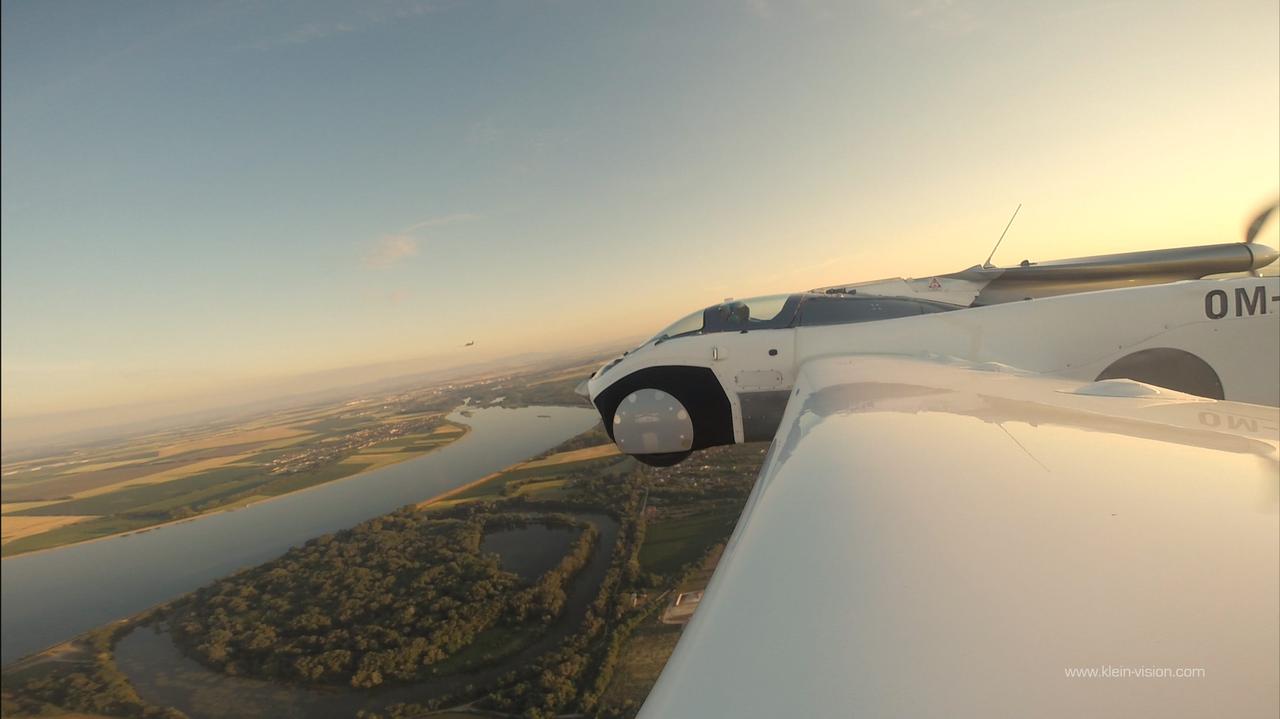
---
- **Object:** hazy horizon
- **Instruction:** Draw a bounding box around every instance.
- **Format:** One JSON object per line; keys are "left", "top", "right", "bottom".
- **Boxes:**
{"left": 0, "top": 333, "right": 636, "bottom": 452}
{"left": 4, "top": 1, "right": 1278, "bottom": 431}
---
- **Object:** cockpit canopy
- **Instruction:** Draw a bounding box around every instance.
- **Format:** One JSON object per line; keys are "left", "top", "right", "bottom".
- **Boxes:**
{"left": 646, "top": 292, "right": 959, "bottom": 346}
{"left": 648, "top": 294, "right": 797, "bottom": 345}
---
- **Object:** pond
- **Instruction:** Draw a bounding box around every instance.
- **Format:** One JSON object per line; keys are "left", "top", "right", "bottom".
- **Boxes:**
{"left": 481, "top": 524, "right": 583, "bottom": 581}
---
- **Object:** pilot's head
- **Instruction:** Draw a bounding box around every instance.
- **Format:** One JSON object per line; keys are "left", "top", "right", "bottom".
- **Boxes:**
{"left": 715, "top": 301, "right": 749, "bottom": 327}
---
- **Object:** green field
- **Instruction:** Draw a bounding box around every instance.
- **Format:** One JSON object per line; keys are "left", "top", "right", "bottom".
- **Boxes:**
{"left": 10, "top": 465, "right": 264, "bottom": 517}
{"left": 437, "top": 455, "right": 632, "bottom": 505}
{"left": 293, "top": 416, "right": 371, "bottom": 434}
{"left": 600, "top": 622, "right": 684, "bottom": 711}
{"left": 1, "top": 515, "right": 161, "bottom": 555}
{"left": 638, "top": 505, "right": 741, "bottom": 575}
{"left": 514, "top": 478, "right": 571, "bottom": 500}
{"left": 498, "top": 455, "right": 626, "bottom": 483}
{"left": 425, "top": 622, "right": 547, "bottom": 676}
{"left": 444, "top": 472, "right": 515, "bottom": 503}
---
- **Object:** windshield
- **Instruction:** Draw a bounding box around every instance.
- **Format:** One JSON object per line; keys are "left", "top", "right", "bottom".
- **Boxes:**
{"left": 648, "top": 309, "right": 705, "bottom": 344}
{"left": 642, "top": 293, "right": 799, "bottom": 349}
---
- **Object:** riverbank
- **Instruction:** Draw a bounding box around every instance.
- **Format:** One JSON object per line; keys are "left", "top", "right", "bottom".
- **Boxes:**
{"left": 2, "top": 405, "right": 600, "bottom": 666}
{"left": 8, "top": 439, "right": 603, "bottom": 640}
{"left": 1, "top": 422, "right": 474, "bottom": 560}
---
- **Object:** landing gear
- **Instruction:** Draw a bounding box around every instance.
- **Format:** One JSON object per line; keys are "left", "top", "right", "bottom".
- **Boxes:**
{"left": 594, "top": 366, "right": 737, "bottom": 467}
{"left": 612, "top": 388, "right": 696, "bottom": 455}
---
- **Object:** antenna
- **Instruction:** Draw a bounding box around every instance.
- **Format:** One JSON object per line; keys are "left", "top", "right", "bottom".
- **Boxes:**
{"left": 984, "top": 203, "right": 1022, "bottom": 268}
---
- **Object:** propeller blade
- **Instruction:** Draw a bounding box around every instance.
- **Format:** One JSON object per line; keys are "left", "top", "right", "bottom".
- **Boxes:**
{"left": 1244, "top": 202, "right": 1279, "bottom": 244}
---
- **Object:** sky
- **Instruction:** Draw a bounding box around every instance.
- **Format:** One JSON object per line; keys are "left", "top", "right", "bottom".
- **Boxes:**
{"left": 2, "top": 0, "right": 1278, "bottom": 427}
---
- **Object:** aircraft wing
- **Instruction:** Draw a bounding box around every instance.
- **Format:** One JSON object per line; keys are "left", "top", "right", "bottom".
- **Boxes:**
{"left": 639, "top": 355, "right": 1279, "bottom": 718}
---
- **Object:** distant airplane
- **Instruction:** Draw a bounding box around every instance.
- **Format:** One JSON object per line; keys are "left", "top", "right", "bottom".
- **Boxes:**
{"left": 580, "top": 203, "right": 1280, "bottom": 717}
{"left": 464, "top": 340, "right": 475, "bottom": 347}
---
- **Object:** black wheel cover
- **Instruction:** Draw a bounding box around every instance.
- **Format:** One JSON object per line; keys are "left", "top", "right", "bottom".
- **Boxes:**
{"left": 594, "top": 365, "right": 735, "bottom": 451}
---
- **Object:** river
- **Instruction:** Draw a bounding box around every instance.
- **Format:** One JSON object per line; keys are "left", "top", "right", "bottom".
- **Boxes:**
{"left": 0, "top": 405, "right": 599, "bottom": 665}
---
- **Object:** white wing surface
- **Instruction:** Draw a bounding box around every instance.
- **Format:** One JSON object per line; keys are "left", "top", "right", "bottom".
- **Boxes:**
{"left": 640, "top": 355, "right": 1279, "bottom": 718}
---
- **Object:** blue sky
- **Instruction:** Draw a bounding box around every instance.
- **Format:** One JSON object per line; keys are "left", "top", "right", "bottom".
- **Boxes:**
{"left": 3, "top": 0, "right": 1277, "bottom": 420}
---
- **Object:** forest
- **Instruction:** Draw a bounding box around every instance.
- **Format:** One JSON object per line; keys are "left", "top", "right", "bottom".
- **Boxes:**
{"left": 3, "top": 428, "right": 766, "bottom": 719}
{"left": 165, "top": 510, "right": 596, "bottom": 688}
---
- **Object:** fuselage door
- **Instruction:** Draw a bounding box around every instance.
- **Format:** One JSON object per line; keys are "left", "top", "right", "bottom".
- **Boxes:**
{"left": 702, "top": 294, "right": 803, "bottom": 442}
{"left": 726, "top": 328, "right": 796, "bottom": 441}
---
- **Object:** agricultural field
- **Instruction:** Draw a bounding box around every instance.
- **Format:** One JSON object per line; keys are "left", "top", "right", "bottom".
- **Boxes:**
{"left": 601, "top": 544, "right": 730, "bottom": 713}
{"left": 421, "top": 436, "right": 629, "bottom": 509}
{"left": 599, "top": 621, "right": 684, "bottom": 711}
{"left": 0, "top": 402, "right": 466, "bottom": 557}
{"left": 637, "top": 504, "right": 742, "bottom": 576}
{"left": 0, "top": 352, "right": 617, "bottom": 557}
{"left": 0, "top": 515, "right": 94, "bottom": 544}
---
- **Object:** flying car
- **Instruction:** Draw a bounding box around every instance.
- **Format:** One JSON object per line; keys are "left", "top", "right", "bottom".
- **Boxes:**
{"left": 584, "top": 206, "right": 1280, "bottom": 466}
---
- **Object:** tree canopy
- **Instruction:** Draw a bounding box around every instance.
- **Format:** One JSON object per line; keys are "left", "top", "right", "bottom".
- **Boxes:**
{"left": 166, "top": 509, "right": 594, "bottom": 688}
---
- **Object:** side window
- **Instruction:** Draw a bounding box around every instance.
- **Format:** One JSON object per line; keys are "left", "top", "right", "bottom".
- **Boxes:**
{"left": 705, "top": 294, "right": 800, "bottom": 332}
{"left": 798, "top": 297, "right": 925, "bottom": 326}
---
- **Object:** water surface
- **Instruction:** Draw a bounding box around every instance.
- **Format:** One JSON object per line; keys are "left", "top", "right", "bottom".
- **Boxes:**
{"left": 481, "top": 524, "right": 582, "bottom": 581}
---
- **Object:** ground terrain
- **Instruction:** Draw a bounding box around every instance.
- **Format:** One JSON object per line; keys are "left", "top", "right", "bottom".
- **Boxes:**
{"left": 1, "top": 353, "right": 611, "bottom": 557}
{"left": 2, "top": 353, "right": 768, "bottom": 718}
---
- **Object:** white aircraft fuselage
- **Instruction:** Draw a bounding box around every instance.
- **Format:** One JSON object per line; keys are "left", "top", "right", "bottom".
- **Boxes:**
{"left": 586, "top": 275, "right": 1280, "bottom": 465}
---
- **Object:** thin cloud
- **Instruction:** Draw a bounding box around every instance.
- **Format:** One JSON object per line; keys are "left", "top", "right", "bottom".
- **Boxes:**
{"left": 279, "top": 22, "right": 356, "bottom": 46}
{"left": 897, "top": 0, "right": 982, "bottom": 35}
{"left": 745, "top": 0, "right": 774, "bottom": 20}
{"left": 466, "top": 116, "right": 502, "bottom": 146}
{"left": 254, "top": 1, "right": 452, "bottom": 50}
{"left": 401, "top": 213, "right": 481, "bottom": 233}
{"left": 364, "top": 235, "right": 419, "bottom": 268}
{"left": 360, "top": 213, "right": 481, "bottom": 269}
{"left": 0, "top": 359, "right": 97, "bottom": 374}
{"left": 361, "top": 213, "right": 479, "bottom": 268}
